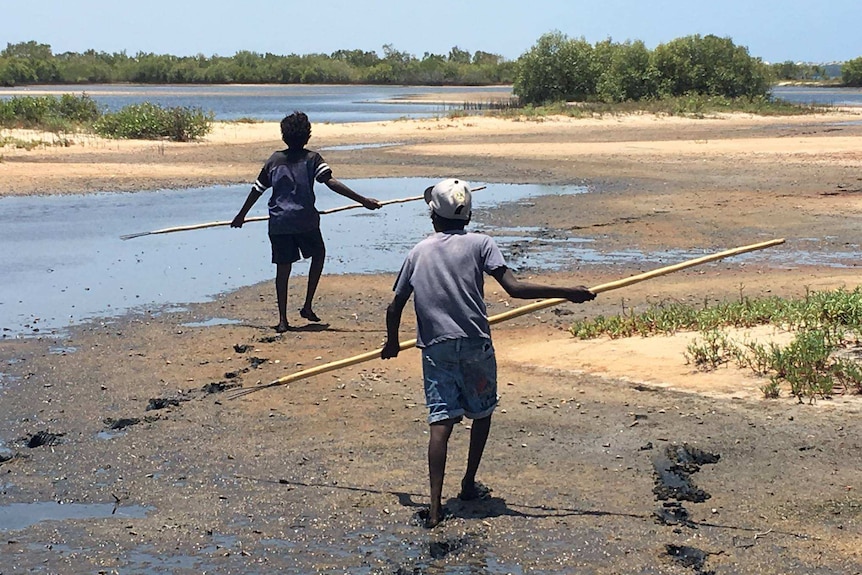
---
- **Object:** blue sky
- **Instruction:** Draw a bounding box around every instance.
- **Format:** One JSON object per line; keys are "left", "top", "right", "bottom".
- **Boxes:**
{"left": 2, "top": 0, "right": 859, "bottom": 63}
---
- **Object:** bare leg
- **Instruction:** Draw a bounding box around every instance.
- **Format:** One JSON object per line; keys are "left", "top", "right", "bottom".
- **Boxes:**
{"left": 275, "top": 263, "right": 291, "bottom": 332}
{"left": 427, "top": 419, "right": 455, "bottom": 527}
{"left": 301, "top": 245, "right": 325, "bottom": 320}
{"left": 461, "top": 415, "right": 492, "bottom": 499}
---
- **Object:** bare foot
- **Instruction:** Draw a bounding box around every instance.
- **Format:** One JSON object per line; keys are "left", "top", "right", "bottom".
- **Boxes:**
{"left": 300, "top": 307, "right": 321, "bottom": 322}
{"left": 422, "top": 505, "right": 446, "bottom": 529}
{"left": 275, "top": 322, "right": 290, "bottom": 333}
{"left": 458, "top": 480, "right": 491, "bottom": 501}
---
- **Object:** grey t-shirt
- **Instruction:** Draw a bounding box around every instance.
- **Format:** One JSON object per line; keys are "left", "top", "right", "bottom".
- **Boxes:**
{"left": 393, "top": 230, "right": 507, "bottom": 348}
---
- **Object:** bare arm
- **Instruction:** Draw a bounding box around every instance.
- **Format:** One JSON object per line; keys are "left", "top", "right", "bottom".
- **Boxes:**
{"left": 324, "top": 177, "right": 381, "bottom": 210}
{"left": 381, "top": 293, "right": 410, "bottom": 359}
{"left": 489, "top": 267, "right": 595, "bottom": 303}
{"left": 231, "top": 189, "right": 262, "bottom": 228}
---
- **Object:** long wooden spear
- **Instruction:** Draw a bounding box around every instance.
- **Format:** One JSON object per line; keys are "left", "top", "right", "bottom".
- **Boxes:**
{"left": 119, "top": 186, "right": 486, "bottom": 240}
{"left": 227, "top": 238, "right": 785, "bottom": 400}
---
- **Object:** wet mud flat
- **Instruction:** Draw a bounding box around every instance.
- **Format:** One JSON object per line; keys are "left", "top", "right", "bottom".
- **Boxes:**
{"left": 1, "top": 272, "right": 860, "bottom": 574}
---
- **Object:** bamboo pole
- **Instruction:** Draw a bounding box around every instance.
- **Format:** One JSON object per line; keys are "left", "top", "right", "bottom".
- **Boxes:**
{"left": 227, "top": 238, "right": 784, "bottom": 399}
{"left": 120, "top": 186, "right": 486, "bottom": 240}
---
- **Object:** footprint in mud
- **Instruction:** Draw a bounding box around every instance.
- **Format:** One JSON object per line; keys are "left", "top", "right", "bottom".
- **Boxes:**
{"left": 24, "top": 430, "right": 65, "bottom": 448}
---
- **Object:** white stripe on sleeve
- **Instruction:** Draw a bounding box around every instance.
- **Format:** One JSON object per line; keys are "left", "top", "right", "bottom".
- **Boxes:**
{"left": 314, "top": 163, "right": 331, "bottom": 179}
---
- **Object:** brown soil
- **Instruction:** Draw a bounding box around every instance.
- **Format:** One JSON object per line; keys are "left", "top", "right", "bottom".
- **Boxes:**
{"left": 1, "top": 107, "right": 861, "bottom": 573}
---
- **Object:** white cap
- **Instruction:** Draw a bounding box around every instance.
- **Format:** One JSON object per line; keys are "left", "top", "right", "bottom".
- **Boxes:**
{"left": 424, "top": 178, "right": 472, "bottom": 221}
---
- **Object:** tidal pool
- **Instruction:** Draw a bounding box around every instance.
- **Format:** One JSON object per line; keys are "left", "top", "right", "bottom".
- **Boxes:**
{"left": 0, "top": 501, "right": 150, "bottom": 532}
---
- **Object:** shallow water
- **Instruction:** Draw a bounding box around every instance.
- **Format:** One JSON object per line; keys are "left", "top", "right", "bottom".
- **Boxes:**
{"left": 0, "top": 178, "right": 853, "bottom": 339}
{"left": 0, "top": 501, "right": 150, "bottom": 532}
{"left": 0, "top": 180, "right": 584, "bottom": 338}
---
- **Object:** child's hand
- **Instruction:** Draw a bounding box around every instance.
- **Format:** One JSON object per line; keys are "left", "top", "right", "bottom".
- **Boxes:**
{"left": 230, "top": 214, "right": 245, "bottom": 228}
{"left": 362, "top": 198, "right": 382, "bottom": 210}
{"left": 381, "top": 339, "right": 400, "bottom": 359}
{"left": 567, "top": 287, "right": 596, "bottom": 303}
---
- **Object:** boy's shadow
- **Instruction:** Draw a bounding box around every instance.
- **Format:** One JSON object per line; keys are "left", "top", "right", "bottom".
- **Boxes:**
{"left": 444, "top": 495, "right": 522, "bottom": 521}
{"left": 287, "top": 323, "right": 331, "bottom": 333}
{"left": 438, "top": 495, "right": 646, "bottom": 523}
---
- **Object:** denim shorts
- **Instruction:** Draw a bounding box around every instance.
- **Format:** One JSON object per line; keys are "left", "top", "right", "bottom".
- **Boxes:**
{"left": 421, "top": 337, "right": 498, "bottom": 424}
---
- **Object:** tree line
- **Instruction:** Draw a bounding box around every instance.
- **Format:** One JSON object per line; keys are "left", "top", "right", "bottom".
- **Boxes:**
{"left": 0, "top": 41, "right": 515, "bottom": 87}
{"left": 2, "top": 37, "right": 860, "bottom": 103}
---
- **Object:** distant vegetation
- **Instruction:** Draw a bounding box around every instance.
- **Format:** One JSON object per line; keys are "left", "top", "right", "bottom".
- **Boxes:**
{"left": 1, "top": 38, "right": 857, "bottom": 94}
{"left": 1, "top": 35, "right": 857, "bottom": 141}
{"left": 0, "top": 41, "right": 514, "bottom": 87}
{"left": 770, "top": 61, "right": 842, "bottom": 83}
{"left": 0, "top": 94, "right": 212, "bottom": 141}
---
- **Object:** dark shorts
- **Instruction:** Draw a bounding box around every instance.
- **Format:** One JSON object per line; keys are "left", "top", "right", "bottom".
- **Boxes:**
{"left": 269, "top": 229, "right": 325, "bottom": 264}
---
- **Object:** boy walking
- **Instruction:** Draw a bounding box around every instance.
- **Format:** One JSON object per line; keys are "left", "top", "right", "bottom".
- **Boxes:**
{"left": 232, "top": 111, "right": 381, "bottom": 332}
{"left": 381, "top": 178, "right": 595, "bottom": 528}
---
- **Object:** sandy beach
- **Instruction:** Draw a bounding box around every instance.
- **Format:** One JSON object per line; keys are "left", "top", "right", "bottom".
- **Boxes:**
{"left": 1, "top": 107, "right": 861, "bottom": 572}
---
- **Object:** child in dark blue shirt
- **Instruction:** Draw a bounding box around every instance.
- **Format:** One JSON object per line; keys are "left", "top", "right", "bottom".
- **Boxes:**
{"left": 232, "top": 111, "right": 380, "bottom": 332}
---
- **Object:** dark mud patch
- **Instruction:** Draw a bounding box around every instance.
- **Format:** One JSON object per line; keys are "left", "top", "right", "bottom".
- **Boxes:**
{"left": 0, "top": 446, "right": 17, "bottom": 464}
{"left": 103, "top": 416, "right": 159, "bottom": 430}
{"left": 654, "top": 502, "right": 694, "bottom": 527}
{"left": 201, "top": 381, "right": 241, "bottom": 394}
{"left": 665, "top": 544, "right": 717, "bottom": 574}
{"left": 103, "top": 417, "right": 141, "bottom": 430}
{"left": 23, "top": 430, "right": 64, "bottom": 448}
{"left": 146, "top": 395, "right": 190, "bottom": 411}
{"left": 429, "top": 534, "right": 473, "bottom": 559}
{"left": 220, "top": 357, "right": 268, "bottom": 385}
{"left": 652, "top": 444, "right": 720, "bottom": 503}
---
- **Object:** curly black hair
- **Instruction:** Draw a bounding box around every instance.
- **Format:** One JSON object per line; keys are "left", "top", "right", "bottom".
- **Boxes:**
{"left": 280, "top": 111, "right": 312, "bottom": 149}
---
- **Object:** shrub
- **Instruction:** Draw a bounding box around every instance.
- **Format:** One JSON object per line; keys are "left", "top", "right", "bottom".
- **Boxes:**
{"left": 94, "top": 102, "right": 213, "bottom": 141}
{"left": 57, "top": 93, "right": 101, "bottom": 123}
{"left": 0, "top": 93, "right": 101, "bottom": 129}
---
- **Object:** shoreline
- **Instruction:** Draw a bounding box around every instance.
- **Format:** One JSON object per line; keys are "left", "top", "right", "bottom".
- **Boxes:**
{"left": 2, "top": 108, "right": 862, "bottom": 197}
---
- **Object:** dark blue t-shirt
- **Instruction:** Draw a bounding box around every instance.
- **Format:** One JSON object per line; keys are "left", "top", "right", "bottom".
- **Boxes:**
{"left": 253, "top": 149, "right": 332, "bottom": 235}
